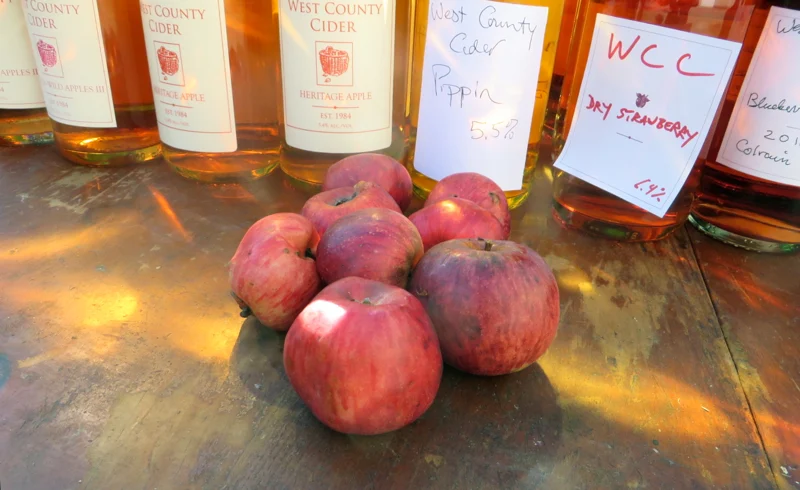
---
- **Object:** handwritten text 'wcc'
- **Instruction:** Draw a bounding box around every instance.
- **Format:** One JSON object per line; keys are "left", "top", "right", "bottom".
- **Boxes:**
{"left": 582, "top": 31, "right": 717, "bottom": 148}
{"left": 430, "top": 1, "right": 539, "bottom": 109}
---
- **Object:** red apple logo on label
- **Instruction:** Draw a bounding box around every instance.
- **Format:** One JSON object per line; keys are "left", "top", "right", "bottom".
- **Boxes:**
{"left": 37, "top": 40, "right": 58, "bottom": 69}
{"left": 157, "top": 46, "right": 180, "bottom": 80}
{"left": 319, "top": 45, "right": 349, "bottom": 83}
{"left": 635, "top": 93, "right": 650, "bottom": 108}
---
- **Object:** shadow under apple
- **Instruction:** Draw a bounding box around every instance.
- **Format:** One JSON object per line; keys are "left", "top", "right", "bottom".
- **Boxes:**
{"left": 230, "top": 316, "right": 294, "bottom": 407}
{"left": 269, "top": 363, "right": 562, "bottom": 488}
{"left": 384, "top": 363, "right": 564, "bottom": 488}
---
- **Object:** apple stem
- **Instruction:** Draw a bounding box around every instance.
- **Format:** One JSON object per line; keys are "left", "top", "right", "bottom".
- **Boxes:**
{"left": 362, "top": 298, "right": 372, "bottom": 305}
{"left": 484, "top": 240, "right": 493, "bottom": 251}
{"left": 231, "top": 291, "right": 252, "bottom": 318}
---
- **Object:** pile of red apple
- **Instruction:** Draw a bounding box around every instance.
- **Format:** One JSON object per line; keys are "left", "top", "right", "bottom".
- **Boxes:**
{"left": 228, "top": 154, "right": 561, "bottom": 436}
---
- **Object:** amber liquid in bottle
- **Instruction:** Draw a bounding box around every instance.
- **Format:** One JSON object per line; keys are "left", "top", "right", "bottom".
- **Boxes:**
{"left": 545, "top": 0, "right": 579, "bottom": 141}
{"left": 25, "top": 0, "right": 160, "bottom": 166}
{"left": 551, "top": 0, "right": 755, "bottom": 241}
{"left": 0, "top": 0, "right": 52, "bottom": 145}
{"left": 691, "top": 1, "right": 800, "bottom": 253}
{"left": 277, "top": 0, "right": 411, "bottom": 187}
{"left": 407, "top": 0, "right": 565, "bottom": 209}
{"left": 0, "top": 109, "right": 52, "bottom": 145}
{"left": 141, "top": 0, "right": 280, "bottom": 183}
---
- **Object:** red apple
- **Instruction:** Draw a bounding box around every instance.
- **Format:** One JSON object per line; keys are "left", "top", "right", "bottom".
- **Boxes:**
{"left": 426, "top": 172, "right": 511, "bottom": 238}
{"left": 323, "top": 153, "right": 413, "bottom": 211}
{"left": 284, "top": 276, "right": 443, "bottom": 435}
{"left": 409, "top": 197, "right": 505, "bottom": 251}
{"left": 316, "top": 207, "right": 423, "bottom": 288}
{"left": 228, "top": 213, "right": 321, "bottom": 331}
{"left": 301, "top": 181, "right": 400, "bottom": 237}
{"left": 409, "top": 238, "right": 560, "bottom": 376}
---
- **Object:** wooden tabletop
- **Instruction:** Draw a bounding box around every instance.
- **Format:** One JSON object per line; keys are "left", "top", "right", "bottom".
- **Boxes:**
{"left": 0, "top": 145, "right": 796, "bottom": 490}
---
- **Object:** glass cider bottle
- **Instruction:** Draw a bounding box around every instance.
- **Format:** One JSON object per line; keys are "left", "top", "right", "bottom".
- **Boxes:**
{"left": 139, "top": 0, "right": 281, "bottom": 182}
{"left": 690, "top": 0, "right": 800, "bottom": 253}
{"left": 551, "top": 0, "right": 756, "bottom": 241}
{"left": 276, "top": 0, "right": 412, "bottom": 187}
{"left": 408, "top": 0, "right": 566, "bottom": 209}
{"left": 23, "top": 0, "right": 160, "bottom": 165}
{"left": 545, "top": 0, "right": 579, "bottom": 141}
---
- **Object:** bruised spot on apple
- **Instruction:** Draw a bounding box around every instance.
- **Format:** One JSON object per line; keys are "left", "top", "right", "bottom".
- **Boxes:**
{"left": 301, "top": 181, "right": 400, "bottom": 237}
{"left": 426, "top": 172, "right": 511, "bottom": 239}
{"left": 409, "top": 197, "right": 505, "bottom": 251}
{"left": 410, "top": 238, "right": 560, "bottom": 376}
{"left": 323, "top": 153, "right": 413, "bottom": 211}
{"left": 284, "top": 276, "right": 443, "bottom": 435}
{"left": 316, "top": 207, "right": 424, "bottom": 288}
{"left": 228, "top": 213, "right": 322, "bottom": 331}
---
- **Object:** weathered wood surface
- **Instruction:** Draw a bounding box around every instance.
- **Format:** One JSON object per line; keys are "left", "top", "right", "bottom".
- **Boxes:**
{"left": 690, "top": 229, "right": 800, "bottom": 490}
{"left": 0, "top": 145, "right": 781, "bottom": 489}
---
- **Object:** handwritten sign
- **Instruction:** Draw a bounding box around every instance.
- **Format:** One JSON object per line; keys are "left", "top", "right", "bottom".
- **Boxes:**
{"left": 718, "top": 6, "right": 800, "bottom": 188}
{"left": 413, "top": 0, "right": 548, "bottom": 191}
{"left": 553, "top": 15, "right": 741, "bottom": 217}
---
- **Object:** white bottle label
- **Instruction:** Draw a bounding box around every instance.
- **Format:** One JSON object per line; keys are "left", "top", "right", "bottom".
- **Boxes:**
{"left": 140, "top": 0, "right": 237, "bottom": 153}
{"left": 278, "top": 0, "right": 395, "bottom": 153}
{"left": 553, "top": 15, "right": 741, "bottom": 218}
{"left": 0, "top": 0, "right": 46, "bottom": 109}
{"left": 22, "top": 0, "right": 116, "bottom": 128}
{"left": 718, "top": 6, "right": 800, "bottom": 188}
{"left": 413, "top": 0, "right": 548, "bottom": 191}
